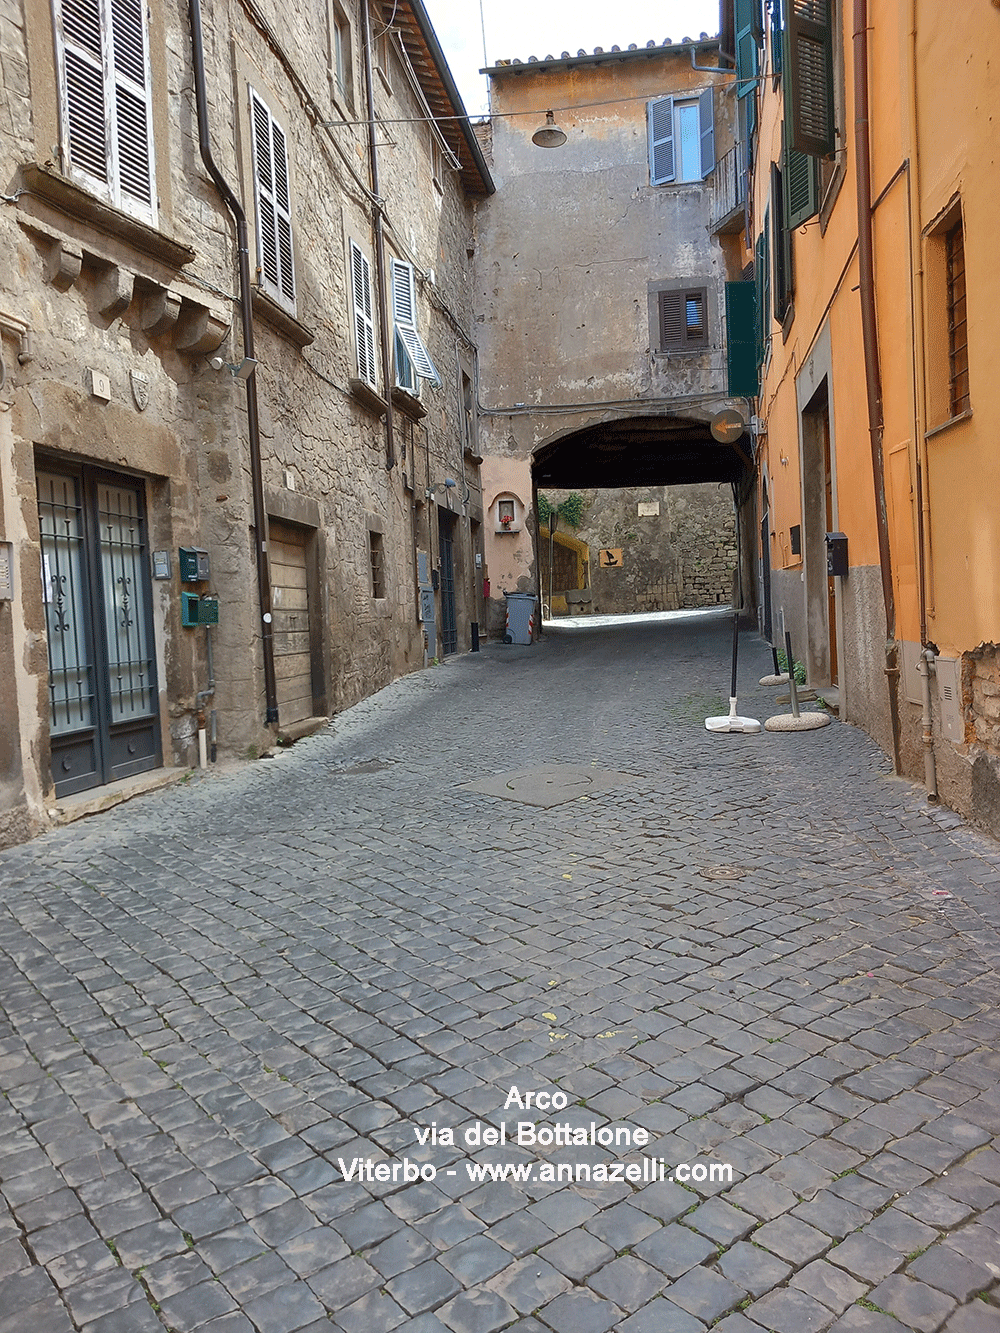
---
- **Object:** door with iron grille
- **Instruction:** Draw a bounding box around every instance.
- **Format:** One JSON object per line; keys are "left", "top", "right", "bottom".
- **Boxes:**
{"left": 37, "top": 466, "right": 161, "bottom": 797}
{"left": 438, "top": 510, "right": 457, "bottom": 656}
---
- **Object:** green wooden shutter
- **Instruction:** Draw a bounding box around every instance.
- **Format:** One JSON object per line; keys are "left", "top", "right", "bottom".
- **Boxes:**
{"left": 648, "top": 97, "right": 675, "bottom": 184}
{"left": 771, "top": 0, "right": 783, "bottom": 75}
{"left": 755, "top": 224, "right": 771, "bottom": 367}
{"left": 785, "top": 0, "right": 835, "bottom": 157}
{"left": 735, "top": 0, "right": 759, "bottom": 98}
{"left": 784, "top": 134, "right": 819, "bottom": 226}
{"left": 726, "top": 281, "right": 758, "bottom": 397}
{"left": 771, "top": 161, "right": 792, "bottom": 320}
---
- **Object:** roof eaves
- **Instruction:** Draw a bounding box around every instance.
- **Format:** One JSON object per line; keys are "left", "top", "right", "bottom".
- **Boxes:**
{"left": 482, "top": 37, "right": 722, "bottom": 79}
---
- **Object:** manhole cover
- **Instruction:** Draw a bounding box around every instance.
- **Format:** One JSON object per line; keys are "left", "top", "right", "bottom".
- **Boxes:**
{"left": 702, "top": 864, "right": 747, "bottom": 880}
{"left": 463, "top": 763, "right": 637, "bottom": 809}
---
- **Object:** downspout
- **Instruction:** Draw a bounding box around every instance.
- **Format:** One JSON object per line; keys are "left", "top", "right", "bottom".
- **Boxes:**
{"left": 360, "top": 0, "right": 395, "bottom": 471}
{"left": 853, "top": 0, "right": 902, "bottom": 772}
{"left": 904, "top": 0, "right": 937, "bottom": 798}
{"left": 189, "top": 0, "right": 279, "bottom": 725}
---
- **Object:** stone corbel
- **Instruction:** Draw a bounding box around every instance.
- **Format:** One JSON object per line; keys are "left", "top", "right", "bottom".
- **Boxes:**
{"left": 173, "top": 301, "right": 230, "bottom": 356}
{"left": 43, "top": 239, "right": 82, "bottom": 291}
{"left": 94, "top": 265, "right": 132, "bottom": 321}
{"left": 139, "top": 286, "right": 182, "bottom": 338}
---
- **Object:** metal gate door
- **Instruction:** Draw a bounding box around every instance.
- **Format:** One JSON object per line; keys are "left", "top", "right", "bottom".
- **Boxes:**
{"left": 37, "top": 467, "right": 161, "bottom": 798}
{"left": 438, "top": 511, "right": 457, "bottom": 656}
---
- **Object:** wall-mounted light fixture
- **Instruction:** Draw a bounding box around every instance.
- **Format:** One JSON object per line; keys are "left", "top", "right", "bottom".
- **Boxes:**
{"left": 209, "top": 355, "right": 258, "bottom": 381}
{"left": 426, "top": 477, "right": 457, "bottom": 499}
{"left": 531, "top": 111, "right": 567, "bottom": 148}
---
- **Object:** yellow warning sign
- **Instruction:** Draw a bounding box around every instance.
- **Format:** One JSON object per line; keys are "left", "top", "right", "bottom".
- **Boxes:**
{"left": 599, "top": 548, "right": 623, "bottom": 568}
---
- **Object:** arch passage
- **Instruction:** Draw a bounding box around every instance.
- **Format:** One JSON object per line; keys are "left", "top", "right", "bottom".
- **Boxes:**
{"left": 532, "top": 415, "right": 749, "bottom": 490}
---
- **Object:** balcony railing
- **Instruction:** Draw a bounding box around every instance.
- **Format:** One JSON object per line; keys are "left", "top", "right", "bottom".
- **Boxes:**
{"left": 711, "top": 145, "right": 747, "bottom": 233}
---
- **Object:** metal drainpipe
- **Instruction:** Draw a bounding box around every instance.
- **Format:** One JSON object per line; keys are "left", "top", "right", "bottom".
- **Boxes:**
{"left": 904, "top": 0, "right": 937, "bottom": 800}
{"left": 853, "top": 0, "right": 902, "bottom": 773}
{"left": 360, "top": 0, "right": 395, "bottom": 472}
{"left": 189, "top": 0, "right": 279, "bottom": 726}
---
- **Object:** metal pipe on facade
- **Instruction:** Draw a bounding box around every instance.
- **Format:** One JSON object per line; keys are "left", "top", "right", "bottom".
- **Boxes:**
{"left": 189, "top": 0, "right": 279, "bottom": 725}
{"left": 853, "top": 0, "right": 902, "bottom": 772}
{"left": 360, "top": 0, "right": 395, "bottom": 471}
{"left": 904, "top": 0, "right": 938, "bottom": 800}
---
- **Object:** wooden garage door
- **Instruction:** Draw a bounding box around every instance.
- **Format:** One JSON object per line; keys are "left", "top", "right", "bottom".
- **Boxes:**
{"left": 269, "top": 520, "right": 314, "bottom": 726}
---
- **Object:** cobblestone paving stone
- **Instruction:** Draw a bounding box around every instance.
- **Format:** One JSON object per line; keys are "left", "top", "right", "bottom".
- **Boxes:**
{"left": 2, "top": 609, "right": 1000, "bottom": 1333}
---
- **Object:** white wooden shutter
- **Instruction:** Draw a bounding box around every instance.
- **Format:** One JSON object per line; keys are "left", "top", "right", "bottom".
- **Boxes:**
{"left": 55, "top": 0, "right": 154, "bottom": 218}
{"left": 390, "top": 259, "right": 440, "bottom": 386}
{"left": 351, "top": 241, "right": 377, "bottom": 387}
{"left": 648, "top": 97, "right": 675, "bottom": 185}
{"left": 250, "top": 89, "right": 295, "bottom": 307}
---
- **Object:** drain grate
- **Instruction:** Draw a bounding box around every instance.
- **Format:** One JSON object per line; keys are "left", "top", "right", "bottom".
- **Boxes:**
{"left": 701, "top": 864, "right": 748, "bottom": 880}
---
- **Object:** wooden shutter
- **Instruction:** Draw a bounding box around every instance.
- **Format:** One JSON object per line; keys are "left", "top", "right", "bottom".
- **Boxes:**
{"left": 771, "top": 161, "right": 792, "bottom": 320}
{"left": 785, "top": 0, "right": 835, "bottom": 157}
{"left": 755, "top": 226, "right": 770, "bottom": 366}
{"left": 351, "top": 241, "right": 377, "bottom": 387}
{"left": 648, "top": 97, "right": 675, "bottom": 185}
{"left": 735, "top": 0, "right": 759, "bottom": 98}
{"left": 771, "top": 0, "right": 784, "bottom": 74}
{"left": 698, "top": 89, "right": 715, "bottom": 178}
{"left": 390, "top": 259, "right": 440, "bottom": 386}
{"left": 726, "top": 282, "right": 758, "bottom": 397}
{"left": 250, "top": 90, "right": 295, "bottom": 306}
{"left": 659, "top": 289, "right": 708, "bottom": 352}
{"left": 784, "top": 135, "right": 819, "bottom": 227}
{"left": 55, "top": 0, "right": 154, "bottom": 216}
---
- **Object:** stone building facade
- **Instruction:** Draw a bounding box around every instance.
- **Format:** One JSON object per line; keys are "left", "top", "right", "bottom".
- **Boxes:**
{"left": 473, "top": 39, "right": 753, "bottom": 636}
{"left": 0, "top": 0, "right": 492, "bottom": 846}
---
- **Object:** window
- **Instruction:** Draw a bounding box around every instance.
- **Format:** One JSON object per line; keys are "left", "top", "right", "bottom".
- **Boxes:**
{"left": 390, "top": 259, "right": 440, "bottom": 389}
{"left": 249, "top": 90, "right": 295, "bottom": 309}
{"left": 658, "top": 288, "right": 709, "bottom": 353}
{"left": 946, "top": 220, "right": 969, "bottom": 417}
{"left": 331, "top": 2, "right": 354, "bottom": 109}
{"left": 648, "top": 91, "right": 714, "bottom": 185}
{"left": 53, "top": 0, "right": 155, "bottom": 221}
{"left": 349, "top": 241, "right": 377, "bottom": 387}
{"left": 369, "top": 529, "right": 385, "bottom": 598}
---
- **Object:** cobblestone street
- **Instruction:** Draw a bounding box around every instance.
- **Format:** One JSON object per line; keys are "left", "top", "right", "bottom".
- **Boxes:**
{"left": 2, "top": 608, "right": 999, "bottom": 1333}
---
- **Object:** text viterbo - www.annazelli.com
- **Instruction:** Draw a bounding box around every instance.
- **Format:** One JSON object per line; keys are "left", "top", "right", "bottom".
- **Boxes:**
{"left": 337, "top": 1157, "right": 735, "bottom": 1186}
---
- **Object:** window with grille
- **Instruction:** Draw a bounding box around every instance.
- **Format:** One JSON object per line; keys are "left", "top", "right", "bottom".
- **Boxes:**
{"left": 946, "top": 220, "right": 969, "bottom": 417}
{"left": 53, "top": 0, "right": 155, "bottom": 221}
{"left": 658, "top": 288, "right": 709, "bottom": 352}
{"left": 369, "top": 529, "right": 386, "bottom": 599}
{"left": 249, "top": 89, "right": 296, "bottom": 310}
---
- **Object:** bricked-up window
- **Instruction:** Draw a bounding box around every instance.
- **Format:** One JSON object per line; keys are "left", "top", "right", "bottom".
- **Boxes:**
{"left": 249, "top": 89, "right": 295, "bottom": 310}
{"left": 659, "top": 288, "right": 709, "bottom": 352}
{"left": 53, "top": 0, "right": 155, "bottom": 222}
{"left": 946, "top": 220, "right": 970, "bottom": 416}
{"left": 369, "top": 529, "right": 386, "bottom": 599}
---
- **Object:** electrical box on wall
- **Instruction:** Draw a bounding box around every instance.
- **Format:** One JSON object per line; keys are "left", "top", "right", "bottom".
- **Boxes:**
{"left": 825, "top": 532, "right": 848, "bottom": 577}
{"left": 179, "top": 547, "right": 210, "bottom": 582}
{"left": 0, "top": 542, "right": 12, "bottom": 601}
{"left": 936, "top": 658, "right": 965, "bottom": 743}
{"left": 181, "top": 593, "right": 219, "bottom": 627}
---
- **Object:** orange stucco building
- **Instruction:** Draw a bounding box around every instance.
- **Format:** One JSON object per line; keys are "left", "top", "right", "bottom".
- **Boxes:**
{"left": 741, "top": 0, "right": 1000, "bottom": 829}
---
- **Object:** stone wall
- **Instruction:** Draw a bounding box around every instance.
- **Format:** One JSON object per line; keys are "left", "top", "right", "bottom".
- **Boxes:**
{"left": 540, "top": 484, "right": 737, "bottom": 615}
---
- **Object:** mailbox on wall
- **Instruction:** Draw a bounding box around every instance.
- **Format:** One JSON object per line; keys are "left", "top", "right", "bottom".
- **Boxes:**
{"left": 825, "top": 532, "right": 848, "bottom": 578}
{"left": 179, "top": 547, "right": 210, "bottom": 582}
{"left": 181, "top": 592, "right": 220, "bottom": 627}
